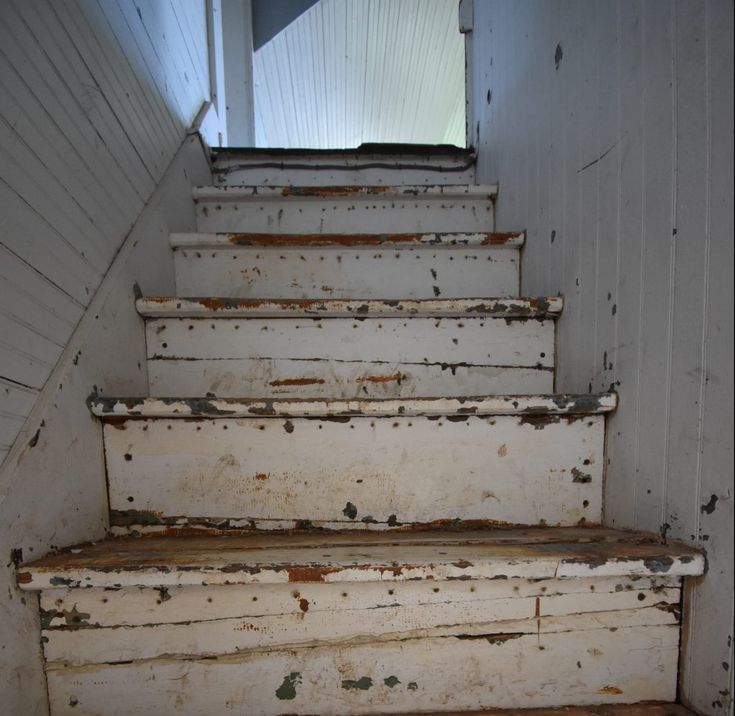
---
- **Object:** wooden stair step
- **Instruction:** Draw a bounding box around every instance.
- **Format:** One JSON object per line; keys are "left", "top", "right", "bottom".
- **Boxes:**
{"left": 170, "top": 231, "right": 523, "bottom": 248}
{"left": 172, "top": 231, "right": 521, "bottom": 299}
{"left": 137, "top": 295, "right": 549, "bottom": 318}
{"left": 211, "top": 145, "right": 477, "bottom": 186}
{"left": 193, "top": 184, "right": 498, "bottom": 234}
{"left": 139, "top": 297, "right": 560, "bottom": 399}
{"left": 390, "top": 706, "right": 695, "bottom": 716}
{"left": 18, "top": 527, "right": 704, "bottom": 590}
{"left": 89, "top": 393, "right": 615, "bottom": 418}
{"left": 23, "top": 530, "right": 701, "bottom": 714}
{"left": 89, "top": 394, "right": 615, "bottom": 532}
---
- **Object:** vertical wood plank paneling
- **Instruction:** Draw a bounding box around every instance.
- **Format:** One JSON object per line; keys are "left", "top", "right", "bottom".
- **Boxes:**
{"left": 605, "top": 0, "right": 645, "bottom": 526}
{"left": 0, "top": 0, "right": 210, "bottom": 467}
{"left": 473, "top": 0, "right": 733, "bottom": 710}
{"left": 592, "top": 0, "right": 620, "bottom": 396}
{"left": 253, "top": 0, "right": 465, "bottom": 147}
{"left": 665, "top": 0, "right": 708, "bottom": 553}
{"left": 633, "top": 0, "right": 676, "bottom": 529}
{"left": 681, "top": 0, "right": 735, "bottom": 708}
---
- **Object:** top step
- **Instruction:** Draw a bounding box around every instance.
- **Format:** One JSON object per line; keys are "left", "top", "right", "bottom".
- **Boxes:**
{"left": 194, "top": 185, "right": 497, "bottom": 234}
{"left": 211, "top": 145, "right": 476, "bottom": 186}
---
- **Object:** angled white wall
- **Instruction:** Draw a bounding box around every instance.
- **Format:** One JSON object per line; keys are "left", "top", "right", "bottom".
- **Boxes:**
{"left": 0, "top": 0, "right": 211, "bottom": 466}
{"left": 471, "top": 1, "right": 734, "bottom": 713}
{"left": 0, "top": 1, "right": 213, "bottom": 712}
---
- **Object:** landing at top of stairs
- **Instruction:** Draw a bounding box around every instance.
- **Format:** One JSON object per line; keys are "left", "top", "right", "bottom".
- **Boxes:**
{"left": 17, "top": 527, "right": 704, "bottom": 591}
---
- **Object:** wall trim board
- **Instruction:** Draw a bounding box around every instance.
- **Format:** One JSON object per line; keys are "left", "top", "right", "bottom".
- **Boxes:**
{"left": 0, "top": 133, "right": 212, "bottom": 716}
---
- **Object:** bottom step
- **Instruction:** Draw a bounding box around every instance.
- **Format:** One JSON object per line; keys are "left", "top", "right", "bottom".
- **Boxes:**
{"left": 20, "top": 529, "right": 702, "bottom": 715}
{"left": 395, "top": 707, "right": 694, "bottom": 716}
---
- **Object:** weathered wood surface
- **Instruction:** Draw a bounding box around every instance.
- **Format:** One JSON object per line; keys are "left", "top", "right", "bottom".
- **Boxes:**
{"left": 173, "top": 236, "right": 519, "bottom": 299}
{"left": 144, "top": 313, "right": 555, "bottom": 398}
{"left": 171, "top": 231, "right": 523, "bottom": 248}
{"left": 211, "top": 148, "right": 477, "bottom": 186}
{"left": 138, "top": 295, "right": 547, "bottom": 318}
{"left": 194, "top": 185, "right": 498, "bottom": 234}
{"left": 148, "top": 361, "right": 553, "bottom": 399}
{"left": 40, "top": 575, "right": 678, "bottom": 628}
{"left": 390, "top": 706, "right": 695, "bottom": 716}
{"left": 45, "top": 626, "right": 679, "bottom": 714}
{"left": 18, "top": 529, "right": 705, "bottom": 590}
{"left": 89, "top": 393, "right": 617, "bottom": 418}
{"left": 100, "top": 413, "right": 604, "bottom": 528}
{"left": 42, "top": 590, "right": 680, "bottom": 665}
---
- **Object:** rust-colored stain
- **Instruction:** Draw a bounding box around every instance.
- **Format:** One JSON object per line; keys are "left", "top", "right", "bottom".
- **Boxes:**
{"left": 598, "top": 686, "right": 624, "bottom": 695}
{"left": 361, "top": 373, "right": 403, "bottom": 383}
{"left": 480, "top": 231, "right": 524, "bottom": 245}
{"left": 16, "top": 572, "right": 32, "bottom": 584}
{"left": 269, "top": 378, "right": 326, "bottom": 387}
{"left": 286, "top": 565, "right": 343, "bottom": 583}
{"left": 227, "top": 233, "right": 424, "bottom": 246}
{"left": 298, "top": 598, "right": 310, "bottom": 613}
{"left": 254, "top": 473, "right": 269, "bottom": 481}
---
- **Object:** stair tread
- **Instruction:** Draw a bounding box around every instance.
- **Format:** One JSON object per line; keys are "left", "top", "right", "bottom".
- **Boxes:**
{"left": 170, "top": 231, "right": 523, "bottom": 247}
{"left": 89, "top": 393, "right": 616, "bottom": 418}
{"left": 17, "top": 527, "right": 704, "bottom": 591}
{"left": 193, "top": 184, "right": 498, "bottom": 201}
{"left": 137, "top": 296, "right": 561, "bottom": 319}
{"left": 390, "top": 706, "right": 694, "bottom": 716}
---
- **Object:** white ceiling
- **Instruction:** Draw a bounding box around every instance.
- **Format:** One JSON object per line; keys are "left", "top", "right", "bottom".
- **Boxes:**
{"left": 253, "top": 0, "right": 466, "bottom": 148}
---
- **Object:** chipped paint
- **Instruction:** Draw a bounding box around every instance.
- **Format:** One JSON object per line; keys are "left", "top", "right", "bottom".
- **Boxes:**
{"left": 89, "top": 394, "right": 617, "bottom": 418}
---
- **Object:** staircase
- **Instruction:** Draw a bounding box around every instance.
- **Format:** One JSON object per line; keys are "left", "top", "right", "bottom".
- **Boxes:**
{"left": 18, "top": 147, "right": 704, "bottom": 715}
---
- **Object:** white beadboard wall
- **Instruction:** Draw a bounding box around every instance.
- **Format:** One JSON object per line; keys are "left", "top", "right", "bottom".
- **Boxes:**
{"left": 0, "top": 0, "right": 210, "bottom": 467}
{"left": 471, "top": 1, "right": 733, "bottom": 713}
{"left": 253, "top": 0, "right": 465, "bottom": 147}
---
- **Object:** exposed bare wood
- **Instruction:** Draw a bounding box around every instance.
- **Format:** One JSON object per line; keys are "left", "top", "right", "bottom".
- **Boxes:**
{"left": 18, "top": 528, "right": 704, "bottom": 591}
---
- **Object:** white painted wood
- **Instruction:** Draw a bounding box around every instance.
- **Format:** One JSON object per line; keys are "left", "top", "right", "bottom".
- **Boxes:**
{"left": 19, "top": 528, "right": 704, "bottom": 591}
{"left": 40, "top": 575, "right": 679, "bottom": 628}
{"left": 171, "top": 230, "right": 523, "bottom": 247}
{"left": 144, "top": 313, "right": 555, "bottom": 397}
{"left": 252, "top": 0, "right": 465, "bottom": 148}
{"left": 221, "top": 0, "right": 255, "bottom": 145}
{"left": 0, "top": 136, "right": 211, "bottom": 716}
{"left": 101, "top": 413, "right": 604, "bottom": 528}
{"left": 148, "top": 360, "right": 553, "bottom": 399}
{"left": 90, "top": 393, "right": 617, "bottom": 418}
{"left": 138, "top": 295, "right": 552, "bottom": 318}
{"left": 0, "top": 0, "right": 211, "bottom": 479}
{"left": 43, "top": 588, "right": 680, "bottom": 666}
{"left": 212, "top": 149, "right": 477, "bottom": 186}
{"left": 471, "top": 3, "right": 733, "bottom": 711}
{"left": 194, "top": 184, "right": 497, "bottom": 233}
{"left": 45, "top": 626, "right": 680, "bottom": 714}
{"left": 174, "top": 242, "right": 519, "bottom": 298}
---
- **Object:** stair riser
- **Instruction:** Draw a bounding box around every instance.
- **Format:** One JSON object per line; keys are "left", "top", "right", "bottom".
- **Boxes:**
{"left": 104, "top": 415, "right": 604, "bottom": 530}
{"left": 149, "top": 360, "right": 553, "bottom": 399}
{"left": 195, "top": 196, "right": 495, "bottom": 234}
{"left": 213, "top": 166, "right": 477, "bottom": 187}
{"left": 146, "top": 317, "right": 554, "bottom": 398}
{"left": 211, "top": 151, "right": 476, "bottom": 186}
{"left": 41, "top": 575, "right": 674, "bottom": 628}
{"left": 174, "top": 247, "right": 518, "bottom": 298}
{"left": 45, "top": 625, "right": 678, "bottom": 714}
{"left": 42, "top": 585, "right": 680, "bottom": 665}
